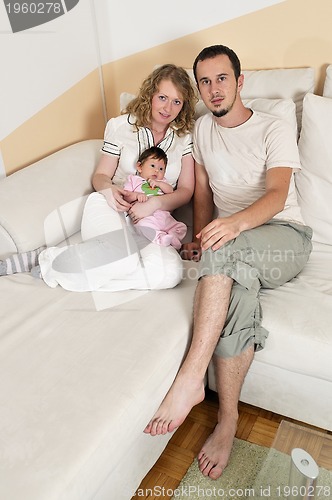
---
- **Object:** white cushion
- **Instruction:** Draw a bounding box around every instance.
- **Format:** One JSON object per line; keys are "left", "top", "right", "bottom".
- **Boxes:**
{"left": 0, "top": 264, "right": 197, "bottom": 498}
{"left": 323, "top": 64, "right": 332, "bottom": 98}
{"left": 296, "top": 93, "right": 332, "bottom": 245}
{"left": 245, "top": 98, "right": 297, "bottom": 135}
{"left": 0, "top": 140, "right": 102, "bottom": 257}
{"left": 195, "top": 97, "right": 297, "bottom": 136}
{"left": 241, "top": 68, "right": 314, "bottom": 128}
{"left": 120, "top": 92, "right": 135, "bottom": 113}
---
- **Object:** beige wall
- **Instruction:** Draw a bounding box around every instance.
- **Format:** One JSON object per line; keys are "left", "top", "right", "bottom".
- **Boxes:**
{"left": 2, "top": 0, "right": 331, "bottom": 174}
{"left": 1, "top": 70, "right": 106, "bottom": 175}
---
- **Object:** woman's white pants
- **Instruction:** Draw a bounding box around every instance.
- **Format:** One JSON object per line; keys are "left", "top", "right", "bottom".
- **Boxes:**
{"left": 39, "top": 193, "right": 183, "bottom": 291}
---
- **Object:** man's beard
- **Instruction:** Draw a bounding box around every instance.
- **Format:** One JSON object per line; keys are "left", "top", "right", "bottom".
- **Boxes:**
{"left": 212, "top": 108, "right": 229, "bottom": 118}
{"left": 211, "top": 88, "right": 238, "bottom": 118}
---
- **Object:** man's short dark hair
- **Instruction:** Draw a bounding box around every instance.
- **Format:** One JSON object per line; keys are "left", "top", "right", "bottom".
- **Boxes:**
{"left": 193, "top": 44, "right": 241, "bottom": 83}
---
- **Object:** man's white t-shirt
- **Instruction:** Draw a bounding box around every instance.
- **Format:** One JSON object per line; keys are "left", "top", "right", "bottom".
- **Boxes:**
{"left": 193, "top": 110, "right": 304, "bottom": 224}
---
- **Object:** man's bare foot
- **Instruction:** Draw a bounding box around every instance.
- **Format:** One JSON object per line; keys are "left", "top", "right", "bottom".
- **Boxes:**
{"left": 197, "top": 415, "right": 238, "bottom": 480}
{"left": 144, "top": 373, "right": 205, "bottom": 436}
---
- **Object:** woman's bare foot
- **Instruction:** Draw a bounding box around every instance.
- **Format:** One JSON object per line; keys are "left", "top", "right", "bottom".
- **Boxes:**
{"left": 197, "top": 414, "right": 238, "bottom": 480}
{"left": 144, "top": 373, "right": 205, "bottom": 436}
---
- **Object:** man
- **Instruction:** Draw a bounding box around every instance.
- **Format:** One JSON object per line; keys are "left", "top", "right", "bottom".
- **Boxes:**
{"left": 144, "top": 45, "right": 312, "bottom": 480}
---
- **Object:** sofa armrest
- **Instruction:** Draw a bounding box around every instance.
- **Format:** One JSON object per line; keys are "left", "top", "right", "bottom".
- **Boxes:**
{"left": 0, "top": 140, "right": 103, "bottom": 258}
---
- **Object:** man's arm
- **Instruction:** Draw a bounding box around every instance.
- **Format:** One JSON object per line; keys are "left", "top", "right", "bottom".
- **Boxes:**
{"left": 181, "top": 161, "right": 214, "bottom": 261}
{"left": 199, "top": 166, "right": 292, "bottom": 252}
{"left": 193, "top": 161, "right": 215, "bottom": 240}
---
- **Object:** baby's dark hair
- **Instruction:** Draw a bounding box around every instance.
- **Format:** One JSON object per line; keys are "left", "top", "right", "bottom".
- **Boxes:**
{"left": 138, "top": 146, "right": 168, "bottom": 167}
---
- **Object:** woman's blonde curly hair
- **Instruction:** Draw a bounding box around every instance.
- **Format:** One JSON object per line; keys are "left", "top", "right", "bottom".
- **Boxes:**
{"left": 124, "top": 64, "right": 198, "bottom": 136}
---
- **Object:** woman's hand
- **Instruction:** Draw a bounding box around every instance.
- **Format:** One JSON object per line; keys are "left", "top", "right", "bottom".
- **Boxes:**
{"left": 93, "top": 155, "right": 133, "bottom": 211}
{"left": 101, "top": 185, "right": 132, "bottom": 212}
{"left": 128, "top": 196, "right": 159, "bottom": 223}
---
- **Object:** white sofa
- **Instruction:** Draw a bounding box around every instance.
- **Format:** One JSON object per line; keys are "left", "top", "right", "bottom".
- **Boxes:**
{"left": 1, "top": 65, "right": 332, "bottom": 500}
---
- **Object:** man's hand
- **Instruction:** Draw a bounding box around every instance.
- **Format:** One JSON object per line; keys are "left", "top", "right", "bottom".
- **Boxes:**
{"left": 180, "top": 241, "right": 202, "bottom": 261}
{"left": 198, "top": 216, "right": 241, "bottom": 252}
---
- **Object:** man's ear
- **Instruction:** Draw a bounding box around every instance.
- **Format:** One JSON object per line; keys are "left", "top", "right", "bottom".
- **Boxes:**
{"left": 237, "top": 74, "right": 244, "bottom": 92}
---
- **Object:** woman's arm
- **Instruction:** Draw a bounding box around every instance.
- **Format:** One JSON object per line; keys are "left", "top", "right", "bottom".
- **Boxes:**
{"left": 128, "top": 154, "right": 195, "bottom": 220}
{"left": 92, "top": 154, "right": 131, "bottom": 211}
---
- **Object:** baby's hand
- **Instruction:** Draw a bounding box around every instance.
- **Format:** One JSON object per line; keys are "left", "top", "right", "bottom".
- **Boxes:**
{"left": 148, "top": 179, "right": 159, "bottom": 189}
{"left": 137, "top": 193, "right": 148, "bottom": 203}
{"left": 148, "top": 179, "right": 173, "bottom": 194}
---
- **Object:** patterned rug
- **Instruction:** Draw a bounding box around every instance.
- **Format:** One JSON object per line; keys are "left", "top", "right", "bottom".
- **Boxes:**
{"left": 172, "top": 438, "right": 332, "bottom": 499}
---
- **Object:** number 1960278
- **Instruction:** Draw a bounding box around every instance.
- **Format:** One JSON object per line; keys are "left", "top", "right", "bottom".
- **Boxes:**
{"left": 5, "top": 3, "right": 62, "bottom": 14}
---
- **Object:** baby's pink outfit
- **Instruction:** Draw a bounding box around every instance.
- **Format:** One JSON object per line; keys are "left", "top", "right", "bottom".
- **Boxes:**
{"left": 124, "top": 174, "right": 187, "bottom": 250}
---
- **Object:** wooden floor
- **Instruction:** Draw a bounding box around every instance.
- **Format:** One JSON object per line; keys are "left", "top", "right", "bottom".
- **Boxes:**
{"left": 132, "top": 389, "right": 332, "bottom": 499}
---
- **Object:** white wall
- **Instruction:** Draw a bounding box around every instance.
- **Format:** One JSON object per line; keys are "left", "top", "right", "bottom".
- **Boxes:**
{"left": 94, "top": 0, "right": 285, "bottom": 63}
{"left": 0, "top": 0, "right": 101, "bottom": 140}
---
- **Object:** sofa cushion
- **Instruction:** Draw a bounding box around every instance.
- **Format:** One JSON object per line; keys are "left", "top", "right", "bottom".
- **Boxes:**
{"left": 296, "top": 93, "right": 332, "bottom": 245}
{"left": 241, "top": 68, "right": 314, "bottom": 130}
{"left": 323, "top": 64, "right": 332, "bottom": 97}
{"left": 0, "top": 140, "right": 102, "bottom": 258}
{"left": 0, "top": 265, "right": 196, "bottom": 499}
{"left": 195, "top": 97, "right": 298, "bottom": 135}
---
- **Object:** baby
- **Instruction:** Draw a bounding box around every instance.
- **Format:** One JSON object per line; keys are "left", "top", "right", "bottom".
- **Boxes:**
{"left": 123, "top": 146, "right": 187, "bottom": 250}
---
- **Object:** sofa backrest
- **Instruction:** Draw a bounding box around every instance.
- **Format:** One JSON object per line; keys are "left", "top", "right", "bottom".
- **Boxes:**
{"left": 323, "top": 65, "right": 332, "bottom": 97}
{"left": 0, "top": 140, "right": 102, "bottom": 258}
{"left": 296, "top": 93, "right": 332, "bottom": 246}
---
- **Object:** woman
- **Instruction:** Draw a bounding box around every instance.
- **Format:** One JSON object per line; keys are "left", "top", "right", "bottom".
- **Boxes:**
{"left": 1, "top": 64, "right": 197, "bottom": 292}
